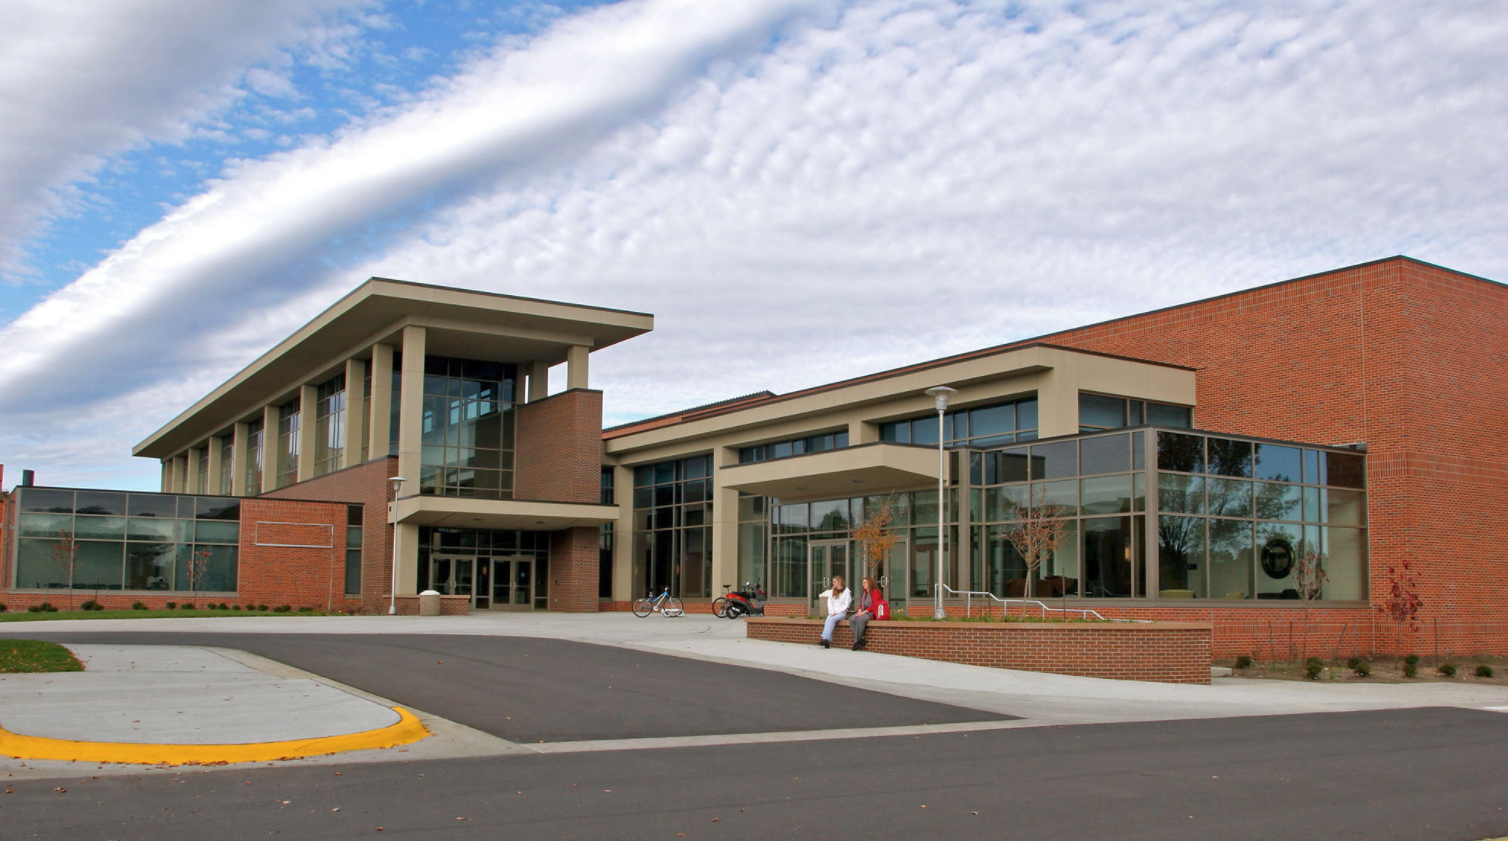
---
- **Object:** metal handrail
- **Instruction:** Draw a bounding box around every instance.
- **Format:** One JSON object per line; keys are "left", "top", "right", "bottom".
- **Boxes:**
{"left": 936, "top": 584, "right": 1147, "bottom": 623}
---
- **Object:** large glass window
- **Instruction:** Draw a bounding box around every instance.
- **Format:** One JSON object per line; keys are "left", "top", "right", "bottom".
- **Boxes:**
{"left": 277, "top": 397, "right": 301, "bottom": 488}
{"left": 245, "top": 418, "right": 264, "bottom": 495}
{"left": 314, "top": 375, "right": 346, "bottom": 478}
{"left": 344, "top": 505, "right": 363, "bottom": 595}
{"left": 219, "top": 434, "right": 235, "bottom": 496}
{"left": 418, "top": 356, "right": 517, "bottom": 499}
{"left": 11, "top": 489, "right": 239, "bottom": 594}
{"left": 880, "top": 396, "right": 1038, "bottom": 449}
{"left": 1079, "top": 392, "right": 1192, "bottom": 432}
{"left": 631, "top": 455, "right": 713, "bottom": 599}
{"left": 739, "top": 430, "right": 849, "bottom": 463}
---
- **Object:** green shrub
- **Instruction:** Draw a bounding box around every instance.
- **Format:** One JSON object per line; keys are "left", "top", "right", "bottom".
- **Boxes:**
{"left": 1305, "top": 657, "right": 1324, "bottom": 680}
{"left": 165, "top": 601, "right": 177, "bottom": 609}
{"left": 273, "top": 604, "right": 292, "bottom": 614}
{"left": 28, "top": 602, "right": 59, "bottom": 613}
{"left": 233, "top": 604, "right": 243, "bottom": 611}
{"left": 1404, "top": 653, "right": 1420, "bottom": 666}
{"left": 219, "top": 602, "right": 229, "bottom": 610}
{"left": 1234, "top": 655, "right": 1252, "bottom": 669}
{"left": 0, "top": 603, "right": 8, "bottom": 613}
{"left": 1346, "top": 657, "right": 1362, "bottom": 670}
{"left": 258, "top": 604, "right": 269, "bottom": 612}
{"left": 1438, "top": 662, "right": 1457, "bottom": 677}
{"left": 1403, "top": 662, "right": 1417, "bottom": 678}
{"left": 180, "top": 603, "right": 196, "bottom": 610}
{"left": 80, "top": 600, "right": 105, "bottom": 611}
{"left": 297, "top": 606, "right": 314, "bottom": 613}
{"left": 131, "top": 601, "right": 147, "bottom": 610}
{"left": 1353, "top": 660, "right": 1371, "bottom": 678}
{"left": 1476, "top": 664, "right": 1494, "bottom": 677}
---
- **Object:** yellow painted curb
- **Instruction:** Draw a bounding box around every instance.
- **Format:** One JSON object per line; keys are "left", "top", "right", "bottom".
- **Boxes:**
{"left": 0, "top": 706, "right": 429, "bottom": 766}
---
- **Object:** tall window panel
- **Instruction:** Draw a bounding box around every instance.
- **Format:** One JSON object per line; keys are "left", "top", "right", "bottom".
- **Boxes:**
{"left": 219, "top": 435, "right": 234, "bottom": 496}
{"left": 630, "top": 455, "right": 713, "bottom": 599}
{"left": 314, "top": 375, "right": 346, "bottom": 478}
{"left": 418, "top": 356, "right": 517, "bottom": 499}
{"left": 277, "top": 397, "right": 301, "bottom": 488}
{"left": 880, "top": 396, "right": 1038, "bottom": 449}
{"left": 245, "top": 418, "right": 264, "bottom": 495}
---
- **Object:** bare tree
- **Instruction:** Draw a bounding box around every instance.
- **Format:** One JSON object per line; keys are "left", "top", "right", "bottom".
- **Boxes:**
{"left": 852, "top": 498, "right": 901, "bottom": 589}
{"left": 1290, "top": 547, "right": 1328, "bottom": 660}
{"left": 1004, "top": 486, "right": 1070, "bottom": 600}
{"left": 185, "top": 546, "right": 212, "bottom": 609}
{"left": 48, "top": 529, "right": 81, "bottom": 611}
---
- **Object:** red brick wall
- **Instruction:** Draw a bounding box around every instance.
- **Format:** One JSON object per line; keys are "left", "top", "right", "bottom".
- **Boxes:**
{"left": 548, "top": 526, "right": 601, "bottom": 613}
{"left": 1028, "top": 258, "right": 1508, "bottom": 654}
{"left": 746, "top": 617, "right": 1212, "bottom": 684}
{"left": 236, "top": 497, "right": 350, "bottom": 610}
{"left": 514, "top": 389, "right": 603, "bottom": 503}
{"left": 262, "top": 457, "right": 396, "bottom": 614}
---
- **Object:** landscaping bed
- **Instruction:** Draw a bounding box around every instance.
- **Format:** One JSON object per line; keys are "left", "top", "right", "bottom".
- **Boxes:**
{"left": 1221, "top": 654, "right": 1508, "bottom": 685}
{"left": 0, "top": 639, "right": 84, "bottom": 673}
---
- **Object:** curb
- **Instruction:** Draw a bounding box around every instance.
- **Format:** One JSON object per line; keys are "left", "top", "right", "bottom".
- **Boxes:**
{"left": 0, "top": 706, "right": 429, "bottom": 766}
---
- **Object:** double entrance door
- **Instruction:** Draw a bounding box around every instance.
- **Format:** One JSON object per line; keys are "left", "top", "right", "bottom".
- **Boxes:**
{"left": 807, "top": 538, "right": 909, "bottom": 614}
{"left": 430, "top": 555, "right": 536, "bottom": 611}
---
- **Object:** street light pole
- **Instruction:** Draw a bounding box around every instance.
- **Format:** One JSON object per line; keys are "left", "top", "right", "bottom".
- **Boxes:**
{"left": 387, "top": 475, "right": 406, "bottom": 616}
{"left": 924, "top": 386, "right": 957, "bottom": 620}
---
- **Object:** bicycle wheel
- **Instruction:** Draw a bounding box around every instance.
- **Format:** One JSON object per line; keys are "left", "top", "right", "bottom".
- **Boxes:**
{"left": 631, "top": 598, "right": 653, "bottom": 618}
{"left": 711, "top": 597, "right": 729, "bottom": 618}
{"left": 663, "top": 597, "right": 685, "bottom": 617}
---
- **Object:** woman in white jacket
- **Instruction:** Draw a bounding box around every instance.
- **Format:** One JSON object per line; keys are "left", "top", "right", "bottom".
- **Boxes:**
{"left": 817, "top": 575, "right": 852, "bottom": 649}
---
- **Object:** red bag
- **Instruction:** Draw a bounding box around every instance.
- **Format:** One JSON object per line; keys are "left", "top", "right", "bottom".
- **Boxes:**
{"left": 873, "top": 598, "right": 890, "bottom": 620}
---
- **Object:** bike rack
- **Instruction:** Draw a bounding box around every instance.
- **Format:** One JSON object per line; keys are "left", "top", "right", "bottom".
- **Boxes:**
{"left": 935, "top": 583, "right": 1147, "bottom": 623}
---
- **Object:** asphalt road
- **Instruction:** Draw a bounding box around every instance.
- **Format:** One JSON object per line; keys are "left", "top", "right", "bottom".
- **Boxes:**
{"left": 3, "top": 707, "right": 1507, "bottom": 840}
{"left": 10, "top": 631, "right": 1011, "bottom": 741}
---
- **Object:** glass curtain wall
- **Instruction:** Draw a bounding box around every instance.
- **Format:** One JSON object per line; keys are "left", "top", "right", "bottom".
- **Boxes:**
{"left": 880, "top": 397, "right": 1038, "bottom": 449}
{"left": 630, "top": 455, "right": 713, "bottom": 599}
{"left": 245, "top": 418, "right": 264, "bottom": 495}
{"left": 12, "top": 488, "right": 239, "bottom": 593}
{"left": 739, "top": 430, "right": 849, "bottom": 463}
{"left": 314, "top": 375, "right": 346, "bottom": 478}
{"left": 416, "top": 526, "right": 549, "bottom": 609}
{"left": 277, "top": 397, "right": 300, "bottom": 487}
{"left": 195, "top": 447, "right": 208, "bottom": 493}
{"left": 219, "top": 435, "right": 234, "bottom": 496}
{"left": 1078, "top": 393, "right": 1193, "bottom": 432}
{"left": 418, "top": 356, "right": 517, "bottom": 499}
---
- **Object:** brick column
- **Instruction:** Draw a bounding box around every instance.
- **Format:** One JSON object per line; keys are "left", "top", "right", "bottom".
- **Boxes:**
{"left": 549, "top": 526, "right": 600, "bottom": 613}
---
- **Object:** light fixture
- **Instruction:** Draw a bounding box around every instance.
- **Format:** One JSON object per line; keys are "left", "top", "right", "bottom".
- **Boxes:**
{"left": 387, "top": 476, "right": 406, "bottom": 616}
{"left": 924, "top": 386, "right": 957, "bottom": 620}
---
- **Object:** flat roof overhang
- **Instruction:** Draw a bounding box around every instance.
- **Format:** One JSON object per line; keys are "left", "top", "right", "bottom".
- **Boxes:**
{"left": 392, "top": 496, "right": 619, "bottom": 530}
{"left": 136, "top": 278, "right": 653, "bottom": 459}
{"left": 719, "top": 443, "right": 939, "bottom": 503}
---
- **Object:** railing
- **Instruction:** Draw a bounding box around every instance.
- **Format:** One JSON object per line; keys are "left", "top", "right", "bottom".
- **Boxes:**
{"left": 935, "top": 584, "right": 1147, "bottom": 623}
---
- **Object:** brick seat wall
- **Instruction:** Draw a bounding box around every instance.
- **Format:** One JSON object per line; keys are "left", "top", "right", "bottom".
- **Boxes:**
{"left": 746, "top": 617, "right": 1212, "bottom": 684}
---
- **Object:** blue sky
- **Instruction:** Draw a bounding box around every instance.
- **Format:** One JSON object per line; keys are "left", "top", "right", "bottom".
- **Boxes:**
{"left": 2, "top": 0, "right": 1507, "bottom": 491}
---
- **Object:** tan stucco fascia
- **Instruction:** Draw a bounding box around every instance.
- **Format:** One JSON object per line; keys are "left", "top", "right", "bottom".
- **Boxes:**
{"left": 717, "top": 443, "right": 940, "bottom": 503}
{"left": 391, "top": 495, "right": 620, "bottom": 531}
{"left": 134, "top": 278, "right": 653, "bottom": 460}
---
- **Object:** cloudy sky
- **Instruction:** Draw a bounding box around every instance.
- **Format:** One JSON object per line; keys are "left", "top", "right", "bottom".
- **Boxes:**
{"left": 2, "top": 0, "right": 1505, "bottom": 491}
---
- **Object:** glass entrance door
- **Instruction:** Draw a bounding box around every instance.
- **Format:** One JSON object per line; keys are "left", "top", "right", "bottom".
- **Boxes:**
{"left": 490, "top": 557, "right": 535, "bottom": 611}
{"left": 808, "top": 540, "right": 852, "bottom": 614}
{"left": 429, "top": 555, "right": 476, "bottom": 604}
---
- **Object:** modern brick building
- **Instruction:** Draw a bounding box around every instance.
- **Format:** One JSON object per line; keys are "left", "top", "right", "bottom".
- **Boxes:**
{"left": 2, "top": 256, "right": 1504, "bottom": 657}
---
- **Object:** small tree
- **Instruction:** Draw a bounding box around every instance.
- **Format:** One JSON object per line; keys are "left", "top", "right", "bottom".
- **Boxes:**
{"left": 1377, "top": 559, "right": 1424, "bottom": 654}
{"left": 852, "top": 498, "right": 901, "bottom": 590}
{"left": 48, "top": 529, "right": 81, "bottom": 611}
{"left": 185, "top": 547, "right": 212, "bottom": 609}
{"left": 1290, "top": 548, "right": 1328, "bottom": 661}
{"left": 1004, "top": 486, "right": 1070, "bottom": 600}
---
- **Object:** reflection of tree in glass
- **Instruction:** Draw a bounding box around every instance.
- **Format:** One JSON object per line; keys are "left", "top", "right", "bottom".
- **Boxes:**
{"left": 853, "top": 499, "right": 900, "bottom": 584}
{"left": 1158, "top": 515, "right": 1202, "bottom": 591}
{"left": 1004, "top": 486, "right": 1070, "bottom": 599}
{"left": 1291, "top": 548, "right": 1328, "bottom": 660}
{"left": 48, "top": 529, "right": 80, "bottom": 610}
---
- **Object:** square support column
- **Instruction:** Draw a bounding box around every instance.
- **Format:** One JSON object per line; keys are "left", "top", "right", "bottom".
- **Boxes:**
{"left": 170, "top": 455, "right": 187, "bottom": 493}
{"left": 369, "top": 343, "right": 394, "bottom": 460}
{"left": 261, "top": 404, "right": 280, "bottom": 495}
{"left": 297, "top": 383, "right": 317, "bottom": 481}
{"left": 710, "top": 446, "right": 739, "bottom": 597}
{"left": 185, "top": 447, "right": 202, "bottom": 494}
{"left": 612, "top": 464, "right": 635, "bottom": 603}
{"left": 206, "top": 435, "right": 224, "bottom": 496}
{"left": 343, "top": 358, "right": 367, "bottom": 468}
{"left": 391, "top": 521, "right": 421, "bottom": 599}
{"left": 566, "top": 345, "right": 589, "bottom": 390}
{"left": 528, "top": 360, "right": 549, "bottom": 402}
{"left": 231, "top": 422, "right": 249, "bottom": 496}
{"left": 396, "top": 326, "right": 427, "bottom": 491}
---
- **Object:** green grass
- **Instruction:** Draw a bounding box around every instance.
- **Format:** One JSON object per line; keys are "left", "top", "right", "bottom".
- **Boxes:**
{"left": 0, "top": 608, "right": 345, "bottom": 623}
{"left": 0, "top": 639, "right": 85, "bottom": 673}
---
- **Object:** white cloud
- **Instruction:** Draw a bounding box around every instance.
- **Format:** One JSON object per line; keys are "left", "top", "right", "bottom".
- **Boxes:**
{"left": 0, "top": 0, "right": 377, "bottom": 278}
{"left": 4, "top": 0, "right": 1508, "bottom": 490}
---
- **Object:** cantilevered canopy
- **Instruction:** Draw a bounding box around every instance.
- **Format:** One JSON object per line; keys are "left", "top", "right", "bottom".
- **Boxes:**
{"left": 392, "top": 496, "right": 619, "bottom": 531}
{"left": 718, "top": 443, "right": 940, "bottom": 504}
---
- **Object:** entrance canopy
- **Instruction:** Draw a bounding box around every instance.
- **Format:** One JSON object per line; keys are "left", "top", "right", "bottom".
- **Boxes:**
{"left": 719, "top": 443, "right": 939, "bottom": 503}
{"left": 393, "top": 496, "right": 618, "bottom": 530}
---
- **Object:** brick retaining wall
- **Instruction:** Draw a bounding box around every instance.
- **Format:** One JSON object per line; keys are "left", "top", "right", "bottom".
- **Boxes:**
{"left": 746, "top": 617, "right": 1212, "bottom": 684}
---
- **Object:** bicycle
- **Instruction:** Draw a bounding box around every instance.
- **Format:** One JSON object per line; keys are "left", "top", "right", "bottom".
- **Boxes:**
{"left": 632, "top": 587, "right": 684, "bottom": 618}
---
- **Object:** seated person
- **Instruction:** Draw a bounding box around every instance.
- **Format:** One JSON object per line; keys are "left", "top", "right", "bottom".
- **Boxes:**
{"left": 848, "top": 576, "right": 890, "bottom": 650}
{"left": 817, "top": 575, "right": 852, "bottom": 649}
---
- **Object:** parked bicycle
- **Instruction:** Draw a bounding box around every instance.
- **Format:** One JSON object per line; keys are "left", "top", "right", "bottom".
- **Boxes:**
{"left": 632, "top": 587, "right": 684, "bottom": 618}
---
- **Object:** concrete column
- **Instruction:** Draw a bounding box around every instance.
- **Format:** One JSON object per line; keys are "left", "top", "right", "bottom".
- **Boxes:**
{"left": 261, "top": 404, "right": 280, "bottom": 495}
{"left": 231, "top": 422, "right": 249, "bottom": 496}
{"left": 206, "top": 436, "right": 224, "bottom": 496}
{"left": 528, "top": 360, "right": 550, "bottom": 402}
{"left": 297, "top": 383, "right": 317, "bottom": 481}
{"left": 612, "top": 464, "right": 635, "bottom": 603}
{"left": 850, "top": 418, "right": 880, "bottom": 444}
{"left": 565, "top": 345, "right": 589, "bottom": 390}
{"left": 391, "top": 521, "right": 421, "bottom": 598}
{"left": 169, "top": 455, "right": 187, "bottom": 493}
{"left": 160, "top": 461, "right": 171, "bottom": 493}
{"left": 343, "top": 358, "right": 367, "bottom": 468}
{"left": 185, "top": 447, "right": 202, "bottom": 494}
{"left": 956, "top": 450, "right": 971, "bottom": 593}
{"left": 369, "top": 344, "right": 394, "bottom": 459}
{"left": 1036, "top": 369, "right": 1079, "bottom": 438}
{"left": 710, "top": 446, "right": 739, "bottom": 598}
{"left": 397, "top": 326, "right": 427, "bottom": 491}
